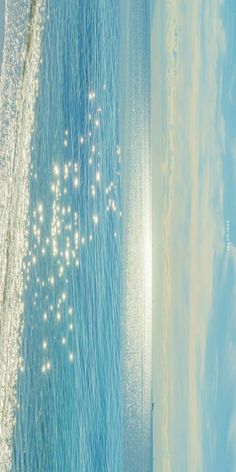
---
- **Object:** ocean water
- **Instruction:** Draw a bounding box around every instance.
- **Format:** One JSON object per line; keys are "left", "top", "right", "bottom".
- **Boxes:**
{"left": 120, "top": 0, "right": 152, "bottom": 471}
{"left": 0, "top": 0, "right": 152, "bottom": 471}
{"left": 12, "top": 1, "right": 122, "bottom": 471}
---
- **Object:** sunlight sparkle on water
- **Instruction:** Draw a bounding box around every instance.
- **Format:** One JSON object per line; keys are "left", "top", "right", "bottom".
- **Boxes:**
{"left": 69, "top": 353, "right": 74, "bottom": 362}
{"left": 93, "top": 214, "right": 99, "bottom": 225}
{"left": 22, "top": 87, "right": 121, "bottom": 382}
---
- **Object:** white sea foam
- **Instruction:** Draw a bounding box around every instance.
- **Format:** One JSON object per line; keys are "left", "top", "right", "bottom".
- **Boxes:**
{"left": 0, "top": 1, "right": 46, "bottom": 470}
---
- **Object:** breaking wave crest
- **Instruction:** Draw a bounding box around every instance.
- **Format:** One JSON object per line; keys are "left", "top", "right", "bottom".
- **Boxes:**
{"left": 0, "top": 1, "right": 46, "bottom": 470}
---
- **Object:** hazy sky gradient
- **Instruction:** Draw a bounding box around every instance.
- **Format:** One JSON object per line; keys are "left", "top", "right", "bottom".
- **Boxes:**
{"left": 152, "top": 0, "right": 233, "bottom": 470}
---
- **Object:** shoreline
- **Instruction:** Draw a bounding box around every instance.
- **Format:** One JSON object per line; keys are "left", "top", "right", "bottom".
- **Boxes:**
{"left": 0, "top": 0, "right": 46, "bottom": 468}
{"left": 0, "top": 0, "right": 5, "bottom": 77}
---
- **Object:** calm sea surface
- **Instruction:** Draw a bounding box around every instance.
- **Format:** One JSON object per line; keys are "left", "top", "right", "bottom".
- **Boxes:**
{"left": 12, "top": 1, "right": 122, "bottom": 471}
{"left": 0, "top": 0, "right": 152, "bottom": 471}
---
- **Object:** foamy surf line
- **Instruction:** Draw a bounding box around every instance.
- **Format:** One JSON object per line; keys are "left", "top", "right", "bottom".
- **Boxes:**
{"left": 0, "top": 1, "right": 46, "bottom": 470}
{"left": 0, "top": 0, "right": 5, "bottom": 74}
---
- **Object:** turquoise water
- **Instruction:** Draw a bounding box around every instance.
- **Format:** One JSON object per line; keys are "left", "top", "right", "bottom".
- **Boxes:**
{"left": 12, "top": 1, "right": 122, "bottom": 471}
{"left": 0, "top": 0, "right": 152, "bottom": 470}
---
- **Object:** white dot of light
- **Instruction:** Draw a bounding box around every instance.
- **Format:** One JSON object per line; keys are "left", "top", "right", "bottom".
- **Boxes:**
{"left": 62, "top": 337, "right": 66, "bottom": 345}
{"left": 43, "top": 313, "right": 48, "bottom": 321}
{"left": 80, "top": 136, "right": 84, "bottom": 144}
{"left": 93, "top": 214, "right": 99, "bottom": 225}
{"left": 64, "top": 164, "right": 69, "bottom": 179}
{"left": 46, "top": 361, "right": 51, "bottom": 371}
{"left": 88, "top": 91, "right": 95, "bottom": 101}
{"left": 68, "top": 307, "right": 73, "bottom": 316}
{"left": 74, "top": 231, "right": 79, "bottom": 242}
{"left": 50, "top": 276, "right": 54, "bottom": 286}
{"left": 96, "top": 171, "right": 100, "bottom": 182}
{"left": 42, "top": 340, "right": 47, "bottom": 350}
{"left": 69, "top": 353, "right": 74, "bottom": 362}
{"left": 54, "top": 164, "right": 60, "bottom": 176}
{"left": 73, "top": 177, "right": 79, "bottom": 188}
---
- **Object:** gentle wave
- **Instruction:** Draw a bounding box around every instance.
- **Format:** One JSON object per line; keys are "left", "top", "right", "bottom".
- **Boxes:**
{"left": 0, "top": 1, "right": 45, "bottom": 470}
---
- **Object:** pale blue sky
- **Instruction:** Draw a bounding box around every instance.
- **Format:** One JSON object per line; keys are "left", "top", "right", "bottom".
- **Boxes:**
{"left": 201, "top": 1, "right": 236, "bottom": 469}
{"left": 152, "top": 0, "right": 236, "bottom": 470}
